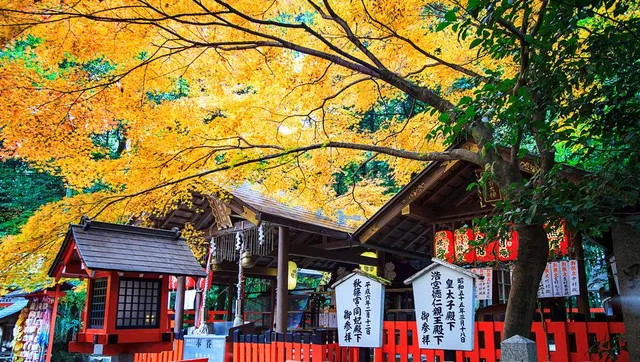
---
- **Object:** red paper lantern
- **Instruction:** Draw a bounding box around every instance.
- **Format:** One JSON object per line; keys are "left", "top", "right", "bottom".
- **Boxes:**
{"left": 473, "top": 228, "right": 496, "bottom": 263}
{"left": 497, "top": 228, "right": 519, "bottom": 261}
{"left": 546, "top": 220, "right": 569, "bottom": 257}
{"left": 433, "top": 230, "right": 455, "bottom": 263}
{"left": 471, "top": 226, "right": 519, "bottom": 263}
{"left": 454, "top": 228, "right": 475, "bottom": 264}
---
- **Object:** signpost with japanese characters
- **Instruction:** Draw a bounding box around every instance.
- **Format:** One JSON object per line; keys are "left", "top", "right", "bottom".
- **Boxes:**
{"left": 332, "top": 270, "right": 388, "bottom": 348}
{"left": 405, "top": 258, "right": 478, "bottom": 351}
{"left": 471, "top": 268, "right": 493, "bottom": 300}
{"left": 538, "top": 260, "right": 581, "bottom": 298}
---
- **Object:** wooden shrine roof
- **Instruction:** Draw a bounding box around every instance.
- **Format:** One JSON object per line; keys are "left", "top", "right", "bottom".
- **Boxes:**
{"left": 231, "top": 187, "right": 355, "bottom": 235}
{"left": 49, "top": 219, "right": 207, "bottom": 278}
{"left": 152, "top": 186, "right": 367, "bottom": 273}
{"left": 352, "top": 142, "right": 551, "bottom": 259}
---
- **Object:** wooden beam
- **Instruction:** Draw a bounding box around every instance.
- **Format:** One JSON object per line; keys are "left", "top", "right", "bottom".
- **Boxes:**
{"left": 212, "top": 263, "right": 278, "bottom": 277}
{"left": 364, "top": 243, "right": 430, "bottom": 261}
{"left": 404, "top": 226, "right": 433, "bottom": 252}
{"left": 205, "top": 220, "right": 256, "bottom": 238}
{"left": 401, "top": 202, "right": 436, "bottom": 222}
{"left": 376, "top": 219, "right": 409, "bottom": 246}
{"left": 359, "top": 164, "right": 448, "bottom": 243}
{"left": 287, "top": 244, "right": 376, "bottom": 265}
{"left": 391, "top": 222, "right": 425, "bottom": 248}
{"left": 260, "top": 214, "right": 350, "bottom": 239}
{"left": 275, "top": 226, "right": 289, "bottom": 333}
{"left": 313, "top": 239, "right": 359, "bottom": 250}
{"left": 434, "top": 204, "right": 494, "bottom": 222}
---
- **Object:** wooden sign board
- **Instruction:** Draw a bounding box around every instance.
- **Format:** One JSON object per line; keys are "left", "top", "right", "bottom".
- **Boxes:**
{"left": 332, "top": 270, "right": 388, "bottom": 348}
{"left": 405, "top": 258, "right": 478, "bottom": 351}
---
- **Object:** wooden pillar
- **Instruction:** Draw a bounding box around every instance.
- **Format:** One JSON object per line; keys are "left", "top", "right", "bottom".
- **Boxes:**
{"left": 45, "top": 284, "right": 60, "bottom": 362}
{"left": 570, "top": 231, "right": 590, "bottom": 317}
{"left": 174, "top": 276, "right": 186, "bottom": 335}
{"left": 270, "top": 278, "right": 276, "bottom": 329}
{"left": 611, "top": 218, "right": 640, "bottom": 360}
{"left": 376, "top": 250, "right": 385, "bottom": 277}
{"left": 226, "top": 281, "right": 234, "bottom": 321}
{"left": 275, "top": 226, "right": 289, "bottom": 333}
{"left": 194, "top": 290, "right": 202, "bottom": 327}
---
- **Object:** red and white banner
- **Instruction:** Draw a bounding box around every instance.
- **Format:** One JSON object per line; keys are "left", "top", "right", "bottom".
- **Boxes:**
{"left": 538, "top": 260, "right": 581, "bottom": 298}
{"left": 471, "top": 268, "right": 493, "bottom": 300}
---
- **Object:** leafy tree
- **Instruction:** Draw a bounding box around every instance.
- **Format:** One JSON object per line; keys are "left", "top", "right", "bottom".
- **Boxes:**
{"left": 0, "top": 159, "right": 65, "bottom": 236}
{"left": 0, "top": 0, "right": 638, "bottom": 342}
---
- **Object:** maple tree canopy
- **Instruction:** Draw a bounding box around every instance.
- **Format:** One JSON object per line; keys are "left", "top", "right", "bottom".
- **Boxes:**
{"left": 0, "top": 0, "right": 502, "bottom": 288}
{"left": 2, "top": 0, "right": 640, "bottom": 344}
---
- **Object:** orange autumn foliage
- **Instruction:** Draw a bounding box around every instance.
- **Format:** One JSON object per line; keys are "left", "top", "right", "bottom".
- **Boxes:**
{"left": 0, "top": 0, "right": 521, "bottom": 289}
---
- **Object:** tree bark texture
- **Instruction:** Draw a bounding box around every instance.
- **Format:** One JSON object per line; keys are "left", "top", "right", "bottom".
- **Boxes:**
{"left": 504, "top": 224, "right": 549, "bottom": 339}
{"left": 611, "top": 218, "right": 640, "bottom": 360}
{"left": 570, "top": 231, "right": 591, "bottom": 316}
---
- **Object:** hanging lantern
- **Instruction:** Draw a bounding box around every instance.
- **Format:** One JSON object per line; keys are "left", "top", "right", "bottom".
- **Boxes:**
{"left": 359, "top": 251, "right": 378, "bottom": 275}
{"left": 473, "top": 228, "right": 494, "bottom": 263}
{"left": 454, "top": 228, "right": 475, "bottom": 264}
{"left": 472, "top": 226, "right": 519, "bottom": 263}
{"left": 288, "top": 261, "right": 298, "bottom": 290}
{"left": 433, "top": 230, "right": 455, "bottom": 263}
{"left": 498, "top": 227, "right": 519, "bottom": 262}
{"left": 546, "top": 220, "right": 569, "bottom": 257}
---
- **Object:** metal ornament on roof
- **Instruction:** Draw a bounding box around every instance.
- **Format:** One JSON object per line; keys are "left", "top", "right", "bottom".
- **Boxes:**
{"left": 211, "top": 222, "right": 277, "bottom": 263}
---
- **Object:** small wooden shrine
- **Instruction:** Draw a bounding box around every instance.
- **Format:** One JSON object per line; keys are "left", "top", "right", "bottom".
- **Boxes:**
{"left": 48, "top": 217, "right": 207, "bottom": 355}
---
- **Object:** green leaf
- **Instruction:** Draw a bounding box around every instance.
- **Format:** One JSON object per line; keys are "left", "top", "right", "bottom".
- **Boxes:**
{"left": 445, "top": 10, "right": 457, "bottom": 22}
{"left": 438, "top": 112, "right": 450, "bottom": 122}
{"left": 470, "top": 38, "right": 483, "bottom": 49}
{"left": 436, "top": 21, "right": 451, "bottom": 32}
{"left": 467, "top": 0, "right": 481, "bottom": 11}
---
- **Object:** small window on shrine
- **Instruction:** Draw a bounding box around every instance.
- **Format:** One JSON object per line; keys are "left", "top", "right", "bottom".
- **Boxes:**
{"left": 116, "top": 278, "right": 161, "bottom": 329}
{"left": 497, "top": 269, "right": 511, "bottom": 304}
{"left": 89, "top": 278, "right": 108, "bottom": 328}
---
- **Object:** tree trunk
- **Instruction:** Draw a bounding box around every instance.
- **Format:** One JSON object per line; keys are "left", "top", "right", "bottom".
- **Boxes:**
{"left": 503, "top": 223, "right": 549, "bottom": 340}
{"left": 570, "top": 231, "right": 591, "bottom": 317}
{"left": 611, "top": 217, "right": 640, "bottom": 360}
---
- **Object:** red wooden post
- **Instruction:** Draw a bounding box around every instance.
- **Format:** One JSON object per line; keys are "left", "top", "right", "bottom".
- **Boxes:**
{"left": 276, "top": 340, "right": 285, "bottom": 362}
{"left": 407, "top": 321, "right": 421, "bottom": 362}
{"left": 567, "top": 321, "right": 589, "bottom": 362}
{"left": 548, "top": 321, "right": 570, "bottom": 361}
{"left": 285, "top": 336, "right": 294, "bottom": 361}
{"left": 45, "top": 284, "right": 61, "bottom": 362}
{"left": 530, "top": 321, "right": 549, "bottom": 361}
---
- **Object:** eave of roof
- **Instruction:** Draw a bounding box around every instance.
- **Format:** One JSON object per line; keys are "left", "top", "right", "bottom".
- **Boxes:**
{"left": 49, "top": 220, "right": 207, "bottom": 278}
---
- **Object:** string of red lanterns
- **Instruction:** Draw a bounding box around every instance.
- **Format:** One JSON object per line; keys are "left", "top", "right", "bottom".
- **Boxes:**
{"left": 434, "top": 221, "right": 569, "bottom": 264}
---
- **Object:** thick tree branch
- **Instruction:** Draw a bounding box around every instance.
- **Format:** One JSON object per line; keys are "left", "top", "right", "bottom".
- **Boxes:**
{"left": 360, "top": 0, "right": 488, "bottom": 82}
{"left": 91, "top": 142, "right": 480, "bottom": 217}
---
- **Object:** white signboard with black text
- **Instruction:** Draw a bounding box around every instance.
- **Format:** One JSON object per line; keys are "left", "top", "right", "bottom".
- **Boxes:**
{"left": 333, "top": 271, "right": 386, "bottom": 347}
{"left": 471, "top": 268, "right": 493, "bottom": 300}
{"left": 538, "top": 260, "right": 581, "bottom": 298}
{"left": 405, "top": 258, "right": 477, "bottom": 351}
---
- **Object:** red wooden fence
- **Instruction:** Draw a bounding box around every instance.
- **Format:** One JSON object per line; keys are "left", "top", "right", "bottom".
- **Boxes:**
{"left": 379, "top": 321, "right": 628, "bottom": 362}
{"left": 134, "top": 340, "right": 184, "bottom": 362}
{"left": 136, "top": 321, "right": 627, "bottom": 362}
{"left": 233, "top": 330, "right": 360, "bottom": 362}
